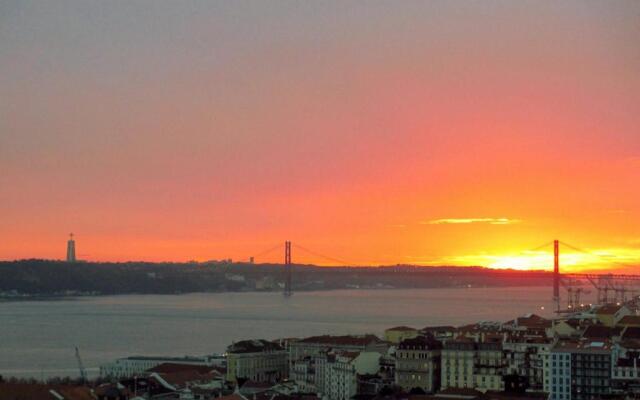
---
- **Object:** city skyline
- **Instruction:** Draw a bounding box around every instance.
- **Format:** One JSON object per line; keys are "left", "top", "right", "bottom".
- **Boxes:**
{"left": 1, "top": 1, "right": 639, "bottom": 271}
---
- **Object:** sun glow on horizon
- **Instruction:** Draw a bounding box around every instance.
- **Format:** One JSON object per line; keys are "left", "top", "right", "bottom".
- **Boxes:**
{"left": 408, "top": 248, "right": 640, "bottom": 273}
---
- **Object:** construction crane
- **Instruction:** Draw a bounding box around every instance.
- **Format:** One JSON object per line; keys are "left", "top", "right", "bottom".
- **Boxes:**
{"left": 75, "top": 347, "right": 87, "bottom": 383}
{"left": 560, "top": 278, "right": 590, "bottom": 310}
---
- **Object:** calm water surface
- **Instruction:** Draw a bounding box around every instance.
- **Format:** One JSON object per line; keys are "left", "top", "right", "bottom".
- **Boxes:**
{"left": 0, "top": 287, "right": 555, "bottom": 379}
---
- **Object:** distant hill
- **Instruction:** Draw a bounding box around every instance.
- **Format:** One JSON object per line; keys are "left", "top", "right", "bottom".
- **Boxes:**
{"left": 0, "top": 259, "right": 552, "bottom": 298}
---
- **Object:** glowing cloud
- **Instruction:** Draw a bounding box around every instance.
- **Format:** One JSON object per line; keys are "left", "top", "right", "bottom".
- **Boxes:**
{"left": 425, "top": 218, "right": 521, "bottom": 225}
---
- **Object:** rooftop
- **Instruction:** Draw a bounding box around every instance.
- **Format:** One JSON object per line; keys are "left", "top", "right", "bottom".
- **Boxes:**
{"left": 582, "top": 325, "right": 622, "bottom": 339}
{"left": 0, "top": 383, "right": 94, "bottom": 400}
{"left": 595, "top": 304, "right": 625, "bottom": 315}
{"left": 552, "top": 340, "right": 612, "bottom": 353}
{"left": 398, "top": 335, "right": 443, "bottom": 350}
{"left": 228, "top": 339, "right": 285, "bottom": 354}
{"left": 618, "top": 315, "right": 640, "bottom": 325}
{"left": 297, "top": 334, "right": 384, "bottom": 346}
{"left": 386, "top": 326, "right": 417, "bottom": 332}
{"left": 123, "top": 355, "right": 206, "bottom": 362}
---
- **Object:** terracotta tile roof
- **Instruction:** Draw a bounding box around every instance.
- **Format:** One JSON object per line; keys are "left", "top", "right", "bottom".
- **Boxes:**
{"left": 398, "top": 335, "right": 442, "bottom": 350}
{"left": 55, "top": 387, "right": 95, "bottom": 400}
{"left": 515, "top": 314, "right": 552, "bottom": 328}
{"left": 582, "top": 325, "right": 622, "bottom": 339}
{"left": 622, "top": 326, "right": 640, "bottom": 339}
{"left": 297, "top": 334, "right": 383, "bottom": 346}
{"left": 0, "top": 383, "right": 94, "bottom": 400}
{"left": 421, "top": 326, "right": 456, "bottom": 333}
{"left": 596, "top": 304, "right": 624, "bottom": 315}
{"left": 618, "top": 315, "right": 640, "bottom": 325}
{"left": 620, "top": 338, "right": 640, "bottom": 349}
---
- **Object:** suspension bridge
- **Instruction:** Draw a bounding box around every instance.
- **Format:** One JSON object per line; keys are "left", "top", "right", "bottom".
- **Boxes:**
{"left": 248, "top": 240, "right": 640, "bottom": 309}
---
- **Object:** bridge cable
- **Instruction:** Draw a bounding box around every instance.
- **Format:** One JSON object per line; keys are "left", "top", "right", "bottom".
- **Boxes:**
{"left": 252, "top": 243, "right": 284, "bottom": 261}
{"left": 559, "top": 241, "right": 639, "bottom": 270}
{"left": 291, "top": 244, "right": 361, "bottom": 267}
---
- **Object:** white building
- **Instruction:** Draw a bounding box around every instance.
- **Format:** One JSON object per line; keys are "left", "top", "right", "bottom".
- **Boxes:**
{"left": 325, "top": 351, "right": 380, "bottom": 400}
{"left": 289, "top": 335, "right": 388, "bottom": 367}
{"left": 441, "top": 340, "right": 506, "bottom": 392}
{"left": 291, "top": 356, "right": 316, "bottom": 392}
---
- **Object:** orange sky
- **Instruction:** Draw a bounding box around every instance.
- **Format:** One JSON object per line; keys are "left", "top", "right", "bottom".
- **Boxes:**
{"left": 1, "top": 1, "right": 639, "bottom": 272}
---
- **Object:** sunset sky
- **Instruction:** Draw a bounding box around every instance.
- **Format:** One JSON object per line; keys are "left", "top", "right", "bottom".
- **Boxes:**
{"left": 1, "top": 1, "right": 639, "bottom": 272}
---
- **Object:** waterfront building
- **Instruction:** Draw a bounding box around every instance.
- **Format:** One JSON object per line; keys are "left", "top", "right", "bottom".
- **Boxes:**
{"left": 384, "top": 326, "right": 419, "bottom": 344}
{"left": 226, "top": 339, "right": 288, "bottom": 384}
{"left": 395, "top": 335, "right": 442, "bottom": 393}
{"left": 99, "top": 356, "right": 211, "bottom": 379}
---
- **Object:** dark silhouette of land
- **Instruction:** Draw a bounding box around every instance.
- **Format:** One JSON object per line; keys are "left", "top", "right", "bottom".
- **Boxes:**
{"left": 0, "top": 259, "right": 552, "bottom": 299}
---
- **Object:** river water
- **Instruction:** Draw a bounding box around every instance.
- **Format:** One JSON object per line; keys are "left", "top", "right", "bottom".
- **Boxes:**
{"left": 0, "top": 287, "right": 555, "bottom": 379}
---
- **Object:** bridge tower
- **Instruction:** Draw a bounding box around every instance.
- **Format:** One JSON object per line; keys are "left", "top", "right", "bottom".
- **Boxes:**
{"left": 284, "top": 241, "right": 292, "bottom": 297}
{"left": 553, "top": 239, "right": 560, "bottom": 311}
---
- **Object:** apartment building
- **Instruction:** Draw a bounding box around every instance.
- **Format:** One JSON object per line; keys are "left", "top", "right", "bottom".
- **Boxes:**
{"left": 226, "top": 339, "right": 288, "bottom": 384}
{"left": 543, "top": 340, "right": 612, "bottom": 400}
{"left": 503, "top": 334, "right": 551, "bottom": 391}
{"left": 473, "top": 342, "right": 507, "bottom": 392}
{"left": 441, "top": 340, "right": 475, "bottom": 390}
{"left": 289, "top": 335, "right": 388, "bottom": 365}
{"left": 611, "top": 339, "right": 640, "bottom": 395}
{"left": 325, "top": 351, "right": 380, "bottom": 400}
{"left": 288, "top": 334, "right": 388, "bottom": 395}
{"left": 291, "top": 356, "right": 316, "bottom": 393}
{"left": 395, "top": 335, "right": 442, "bottom": 393}
{"left": 441, "top": 339, "right": 506, "bottom": 392}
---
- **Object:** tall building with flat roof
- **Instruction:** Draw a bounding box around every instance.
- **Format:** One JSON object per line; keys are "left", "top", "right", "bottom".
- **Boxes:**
{"left": 543, "top": 339, "right": 612, "bottom": 400}
{"left": 66, "top": 233, "right": 76, "bottom": 262}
